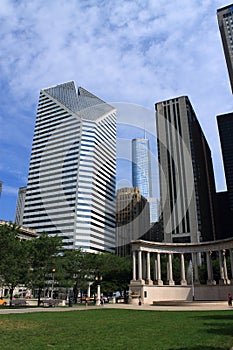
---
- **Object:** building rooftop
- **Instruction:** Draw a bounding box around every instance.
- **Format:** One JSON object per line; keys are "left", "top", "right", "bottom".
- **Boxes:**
{"left": 0, "top": 220, "right": 39, "bottom": 240}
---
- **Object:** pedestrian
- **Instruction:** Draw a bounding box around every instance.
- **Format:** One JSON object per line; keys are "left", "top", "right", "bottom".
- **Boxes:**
{"left": 228, "top": 293, "right": 232, "bottom": 306}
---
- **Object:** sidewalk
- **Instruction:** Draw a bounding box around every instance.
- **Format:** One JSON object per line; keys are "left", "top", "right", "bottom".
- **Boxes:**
{"left": 104, "top": 301, "right": 230, "bottom": 311}
{"left": 0, "top": 301, "right": 230, "bottom": 314}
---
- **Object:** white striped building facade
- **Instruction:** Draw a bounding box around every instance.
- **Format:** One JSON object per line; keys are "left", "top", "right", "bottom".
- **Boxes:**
{"left": 23, "top": 81, "right": 116, "bottom": 253}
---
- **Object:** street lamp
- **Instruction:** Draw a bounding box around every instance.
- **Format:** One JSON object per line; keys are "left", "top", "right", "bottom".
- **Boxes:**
{"left": 51, "top": 269, "right": 56, "bottom": 299}
{"left": 95, "top": 276, "right": 102, "bottom": 306}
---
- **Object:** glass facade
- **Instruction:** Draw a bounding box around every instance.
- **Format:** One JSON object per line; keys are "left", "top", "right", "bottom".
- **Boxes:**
{"left": 23, "top": 81, "right": 116, "bottom": 253}
{"left": 132, "top": 138, "right": 158, "bottom": 223}
{"left": 132, "top": 139, "right": 152, "bottom": 199}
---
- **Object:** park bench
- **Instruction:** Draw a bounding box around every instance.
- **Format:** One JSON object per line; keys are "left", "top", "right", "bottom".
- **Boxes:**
{"left": 41, "top": 299, "right": 60, "bottom": 307}
{"left": 11, "top": 299, "right": 27, "bottom": 306}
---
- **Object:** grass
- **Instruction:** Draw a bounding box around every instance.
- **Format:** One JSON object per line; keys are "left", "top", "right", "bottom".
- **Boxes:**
{"left": 0, "top": 308, "right": 233, "bottom": 349}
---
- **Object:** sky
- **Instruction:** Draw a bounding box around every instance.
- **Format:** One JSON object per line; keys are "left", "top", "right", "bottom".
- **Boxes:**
{"left": 0, "top": 0, "right": 233, "bottom": 222}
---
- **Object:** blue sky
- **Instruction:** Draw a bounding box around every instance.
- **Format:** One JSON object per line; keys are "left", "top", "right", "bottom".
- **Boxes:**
{"left": 0, "top": 0, "right": 233, "bottom": 222}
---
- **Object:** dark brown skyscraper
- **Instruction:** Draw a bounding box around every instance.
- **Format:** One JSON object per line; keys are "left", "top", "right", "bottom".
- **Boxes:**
{"left": 155, "top": 96, "right": 216, "bottom": 243}
{"left": 217, "top": 4, "right": 233, "bottom": 93}
{"left": 217, "top": 112, "right": 233, "bottom": 212}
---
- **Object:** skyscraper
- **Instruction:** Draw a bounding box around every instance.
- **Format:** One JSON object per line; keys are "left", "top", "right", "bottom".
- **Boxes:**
{"left": 217, "top": 112, "right": 233, "bottom": 210}
{"left": 132, "top": 138, "right": 158, "bottom": 223}
{"left": 215, "top": 191, "right": 233, "bottom": 239}
{"left": 23, "top": 81, "right": 116, "bottom": 253}
{"left": 116, "top": 187, "right": 150, "bottom": 256}
{"left": 155, "top": 96, "right": 216, "bottom": 243}
{"left": 217, "top": 4, "right": 233, "bottom": 93}
{"left": 15, "top": 186, "right": 27, "bottom": 225}
{"left": 132, "top": 139, "right": 152, "bottom": 198}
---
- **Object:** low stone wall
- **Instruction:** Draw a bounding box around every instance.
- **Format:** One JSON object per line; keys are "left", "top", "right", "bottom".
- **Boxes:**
{"left": 26, "top": 299, "right": 66, "bottom": 306}
{"left": 129, "top": 284, "right": 233, "bottom": 304}
{"left": 194, "top": 285, "right": 232, "bottom": 301}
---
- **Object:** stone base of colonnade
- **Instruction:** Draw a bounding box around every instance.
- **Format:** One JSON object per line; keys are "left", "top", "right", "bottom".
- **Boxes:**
{"left": 128, "top": 284, "right": 233, "bottom": 305}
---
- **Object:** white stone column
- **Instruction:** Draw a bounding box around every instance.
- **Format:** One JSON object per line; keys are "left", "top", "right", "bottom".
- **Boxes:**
{"left": 132, "top": 251, "right": 136, "bottom": 281}
{"left": 156, "top": 252, "right": 163, "bottom": 285}
{"left": 180, "top": 253, "right": 187, "bottom": 285}
{"left": 96, "top": 284, "right": 101, "bottom": 306}
{"left": 219, "top": 250, "right": 226, "bottom": 285}
{"left": 87, "top": 282, "right": 93, "bottom": 297}
{"left": 167, "top": 253, "right": 175, "bottom": 285}
{"left": 146, "top": 251, "right": 153, "bottom": 285}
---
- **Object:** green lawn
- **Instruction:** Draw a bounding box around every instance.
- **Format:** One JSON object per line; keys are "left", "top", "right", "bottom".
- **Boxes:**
{"left": 0, "top": 309, "right": 233, "bottom": 349}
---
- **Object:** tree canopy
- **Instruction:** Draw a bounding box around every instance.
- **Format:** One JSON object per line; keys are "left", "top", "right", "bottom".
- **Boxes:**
{"left": 0, "top": 223, "right": 30, "bottom": 304}
{"left": 0, "top": 223, "right": 132, "bottom": 304}
{"left": 27, "top": 232, "right": 63, "bottom": 305}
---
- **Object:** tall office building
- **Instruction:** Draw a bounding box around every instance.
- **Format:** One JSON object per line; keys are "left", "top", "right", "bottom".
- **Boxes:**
{"left": 116, "top": 187, "right": 150, "bottom": 256}
{"left": 132, "top": 138, "right": 158, "bottom": 223}
{"left": 15, "top": 186, "right": 27, "bottom": 225}
{"left": 132, "top": 139, "right": 152, "bottom": 198}
{"left": 23, "top": 81, "right": 116, "bottom": 253}
{"left": 217, "top": 112, "right": 233, "bottom": 210}
{"left": 155, "top": 96, "right": 216, "bottom": 243}
{"left": 217, "top": 4, "right": 233, "bottom": 93}
{"left": 215, "top": 191, "right": 233, "bottom": 239}
{"left": 148, "top": 198, "right": 160, "bottom": 223}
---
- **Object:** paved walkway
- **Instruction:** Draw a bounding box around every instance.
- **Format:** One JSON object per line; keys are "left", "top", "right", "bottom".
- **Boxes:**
{"left": 0, "top": 301, "right": 231, "bottom": 314}
{"left": 105, "top": 301, "right": 230, "bottom": 311}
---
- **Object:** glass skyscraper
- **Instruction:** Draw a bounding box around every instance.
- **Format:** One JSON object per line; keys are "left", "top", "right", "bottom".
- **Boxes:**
{"left": 23, "top": 81, "right": 116, "bottom": 253}
{"left": 132, "top": 138, "right": 158, "bottom": 223}
{"left": 132, "top": 138, "right": 152, "bottom": 198}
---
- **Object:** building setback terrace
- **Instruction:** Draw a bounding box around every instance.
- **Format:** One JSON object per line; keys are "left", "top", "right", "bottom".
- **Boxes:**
{"left": 129, "top": 238, "right": 233, "bottom": 305}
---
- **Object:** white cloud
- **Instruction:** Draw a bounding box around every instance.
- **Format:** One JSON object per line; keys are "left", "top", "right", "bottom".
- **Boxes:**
{"left": 0, "top": 0, "right": 232, "bottom": 220}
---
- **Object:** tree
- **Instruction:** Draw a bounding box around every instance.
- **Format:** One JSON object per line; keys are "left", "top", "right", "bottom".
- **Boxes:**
{"left": 27, "top": 232, "right": 63, "bottom": 306}
{"left": 89, "top": 253, "right": 132, "bottom": 298}
{"left": 61, "top": 249, "right": 88, "bottom": 303}
{"left": 61, "top": 251, "right": 132, "bottom": 302}
{"left": 0, "top": 223, "right": 30, "bottom": 305}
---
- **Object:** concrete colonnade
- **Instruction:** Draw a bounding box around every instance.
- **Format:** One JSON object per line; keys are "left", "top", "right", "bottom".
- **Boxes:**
{"left": 131, "top": 239, "right": 233, "bottom": 287}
